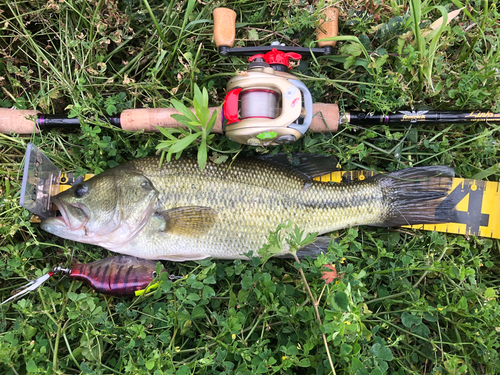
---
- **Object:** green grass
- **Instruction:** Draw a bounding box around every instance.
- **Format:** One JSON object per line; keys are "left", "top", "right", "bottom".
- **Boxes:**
{"left": 1, "top": 0, "right": 499, "bottom": 374}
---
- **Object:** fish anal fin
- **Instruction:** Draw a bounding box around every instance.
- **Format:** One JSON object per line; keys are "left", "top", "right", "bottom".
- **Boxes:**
{"left": 274, "top": 236, "right": 332, "bottom": 259}
{"left": 156, "top": 206, "right": 218, "bottom": 237}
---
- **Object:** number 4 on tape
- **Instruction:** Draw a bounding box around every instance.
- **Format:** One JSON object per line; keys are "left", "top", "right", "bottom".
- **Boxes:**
{"left": 315, "top": 171, "right": 500, "bottom": 239}
{"left": 407, "top": 178, "right": 499, "bottom": 239}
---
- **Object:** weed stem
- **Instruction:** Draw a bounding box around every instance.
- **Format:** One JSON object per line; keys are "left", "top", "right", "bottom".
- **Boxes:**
{"left": 293, "top": 253, "right": 336, "bottom": 375}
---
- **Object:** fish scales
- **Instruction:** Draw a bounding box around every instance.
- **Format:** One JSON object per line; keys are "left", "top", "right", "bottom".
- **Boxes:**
{"left": 41, "top": 156, "right": 456, "bottom": 261}
{"left": 128, "top": 157, "right": 382, "bottom": 260}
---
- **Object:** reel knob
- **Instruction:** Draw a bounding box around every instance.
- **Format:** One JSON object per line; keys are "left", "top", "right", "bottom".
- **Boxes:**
{"left": 274, "top": 134, "right": 297, "bottom": 144}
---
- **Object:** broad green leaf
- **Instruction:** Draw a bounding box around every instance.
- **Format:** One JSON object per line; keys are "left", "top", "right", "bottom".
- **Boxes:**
{"left": 401, "top": 312, "right": 422, "bottom": 328}
{"left": 456, "top": 296, "right": 468, "bottom": 310}
{"left": 414, "top": 323, "right": 430, "bottom": 338}
{"left": 168, "top": 132, "right": 200, "bottom": 154}
{"left": 370, "top": 343, "right": 381, "bottom": 356}
{"left": 193, "top": 84, "right": 209, "bottom": 126}
{"left": 206, "top": 107, "right": 220, "bottom": 133}
{"left": 202, "top": 86, "right": 209, "bottom": 108}
{"left": 378, "top": 347, "right": 394, "bottom": 361}
{"left": 156, "top": 126, "right": 181, "bottom": 140}
{"left": 202, "top": 285, "right": 215, "bottom": 299}
{"left": 192, "top": 305, "right": 206, "bottom": 319}
{"left": 241, "top": 274, "right": 254, "bottom": 290}
{"left": 335, "top": 291, "right": 349, "bottom": 310}
{"left": 170, "top": 113, "right": 201, "bottom": 131}
{"left": 351, "top": 357, "right": 364, "bottom": 371}
{"left": 26, "top": 359, "right": 37, "bottom": 373}
{"left": 171, "top": 99, "right": 198, "bottom": 123}
{"left": 341, "top": 342, "right": 353, "bottom": 355}
{"left": 198, "top": 140, "right": 207, "bottom": 170}
{"left": 176, "top": 365, "right": 191, "bottom": 375}
{"left": 341, "top": 42, "right": 363, "bottom": 57}
{"left": 146, "top": 359, "right": 155, "bottom": 370}
{"left": 248, "top": 29, "right": 259, "bottom": 41}
{"left": 485, "top": 287, "right": 497, "bottom": 300}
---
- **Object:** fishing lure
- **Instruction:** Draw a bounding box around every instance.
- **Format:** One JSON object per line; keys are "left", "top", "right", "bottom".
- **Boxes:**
{"left": 1, "top": 255, "right": 181, "bottom": 305}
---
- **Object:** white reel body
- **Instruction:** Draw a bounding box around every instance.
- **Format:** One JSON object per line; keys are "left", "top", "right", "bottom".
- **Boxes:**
{"left": 223, "top": 64, "right": 313, "bottom": 146}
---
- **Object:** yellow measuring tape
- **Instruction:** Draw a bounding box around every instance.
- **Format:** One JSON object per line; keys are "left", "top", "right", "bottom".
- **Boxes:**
{"left": 57, "top": 171, "right": 500, "bottom": 239}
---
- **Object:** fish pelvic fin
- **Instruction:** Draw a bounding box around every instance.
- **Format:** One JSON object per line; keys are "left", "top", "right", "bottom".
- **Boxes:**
{"left": 372, "top": 166, "right": 458, "bottom": 227}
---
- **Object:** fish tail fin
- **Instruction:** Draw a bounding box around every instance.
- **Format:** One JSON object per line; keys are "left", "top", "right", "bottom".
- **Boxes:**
{"left": 372, "top": 166, "right": 458, "bottom": 227}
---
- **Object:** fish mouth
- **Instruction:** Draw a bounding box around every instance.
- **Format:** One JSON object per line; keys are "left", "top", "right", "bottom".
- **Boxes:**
{"left": 51, "top": 196, "right": 89, "bottom": 231}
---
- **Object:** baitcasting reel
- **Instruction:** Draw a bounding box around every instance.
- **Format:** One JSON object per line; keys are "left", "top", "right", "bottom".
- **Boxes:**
{"left": 213, "top": 7, "right": 339, "bottom": 146}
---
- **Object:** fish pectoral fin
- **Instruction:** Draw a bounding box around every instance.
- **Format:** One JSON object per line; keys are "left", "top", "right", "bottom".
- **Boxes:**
{"left": 156, "top": 206, "right": 217, "bottom": 237}
{"left": 154, "top": 253, "right": 211, "bottom": 262}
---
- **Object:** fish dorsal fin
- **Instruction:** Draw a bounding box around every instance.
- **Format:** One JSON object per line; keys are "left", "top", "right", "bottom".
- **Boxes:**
{"left": 257, "top": 153, "right": 340, "bottom": 179}
{"left": 155, "top": 206, "right": 218, "bottom": 237}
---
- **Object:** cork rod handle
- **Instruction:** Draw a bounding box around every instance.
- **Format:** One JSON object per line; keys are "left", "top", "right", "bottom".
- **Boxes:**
{"left": 0, "top": 108, "right": 39, "bottom": 134}
{"left": 213, "top": 8, "right": 237, "bottom": 48}
{"left": 317, "top": 7, "right": 339, "bottom": 47}
{"left": 119, "top": 108, "right": 224, "bottom": 134}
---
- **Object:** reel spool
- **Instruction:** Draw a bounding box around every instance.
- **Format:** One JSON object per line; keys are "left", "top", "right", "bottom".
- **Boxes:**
{"left": 213, "top": 7, "right": 339, "bottom": 146}
{"left": 240, "top": 89, "right": 280, "bottom": 120}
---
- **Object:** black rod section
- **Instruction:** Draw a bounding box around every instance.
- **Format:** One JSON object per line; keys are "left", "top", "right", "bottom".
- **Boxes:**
{"left": 348, "top": 110, "right": 500, "bottom": 125}
{"left": 37, "top": 114, "right": 121, "bottom": 130}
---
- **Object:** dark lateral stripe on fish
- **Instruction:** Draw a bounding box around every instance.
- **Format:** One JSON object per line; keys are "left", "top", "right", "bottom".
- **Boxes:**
{"left": 93, "top": 265, "right": 101, "bottom": 280}
{"left": 123, "top": 265, "right": 134, "bottom": 288}
{"left": 101, "top": 264, "right": 110, "bottom": 288}
{"left": 113, "top": 265, "right": 124, "bottom": 287}
{"left": 297, "top": 190, "right": 383, "bottom": 210}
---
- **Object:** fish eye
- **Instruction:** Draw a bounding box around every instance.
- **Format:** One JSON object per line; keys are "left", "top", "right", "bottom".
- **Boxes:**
{"left": 74, "top": 184, "right": 88, "bottom": 198}
{"left": 151, "top": 271, "right": 157, "bottom": 278}
{"left": 141, "top": 180, "right": 152, "bottom": 190}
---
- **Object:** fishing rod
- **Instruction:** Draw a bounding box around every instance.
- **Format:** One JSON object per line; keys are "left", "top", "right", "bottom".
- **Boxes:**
{"left": 1, "top": 7, "right": 499, "bottom": 145}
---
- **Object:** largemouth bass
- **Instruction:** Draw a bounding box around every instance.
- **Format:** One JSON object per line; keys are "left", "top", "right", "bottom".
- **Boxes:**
{"left": 41, "top": 155, "right": 457, "bottom": 261}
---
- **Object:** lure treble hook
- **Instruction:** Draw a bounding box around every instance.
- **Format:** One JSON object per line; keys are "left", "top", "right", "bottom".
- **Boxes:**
{"left": 1, "top": 271, "right": 55, "bottom": 306}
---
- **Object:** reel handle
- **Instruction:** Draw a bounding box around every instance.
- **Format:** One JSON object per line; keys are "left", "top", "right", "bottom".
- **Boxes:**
{"left": 317, "top": 6, "right": 340, "bottom": 47}
{"left": 213, "top": 7, "right": 237, "bottom": 52}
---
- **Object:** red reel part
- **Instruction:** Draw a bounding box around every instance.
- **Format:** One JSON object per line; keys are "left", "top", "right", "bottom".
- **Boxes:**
{"left": 249, "top": 48, "right": 302, "bottom": 69}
